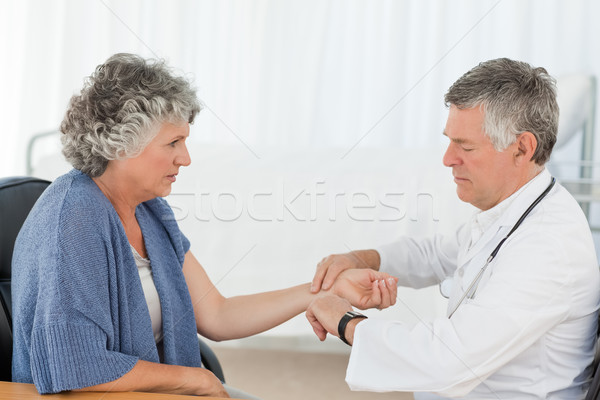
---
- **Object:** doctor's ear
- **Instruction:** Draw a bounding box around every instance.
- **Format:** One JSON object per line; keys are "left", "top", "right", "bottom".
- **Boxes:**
{"left": 513, "top": 132, "right": 537, "bottom": 164}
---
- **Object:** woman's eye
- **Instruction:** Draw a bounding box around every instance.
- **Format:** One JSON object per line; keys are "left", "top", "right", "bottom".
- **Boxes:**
{"left": 169, "top": 140, "right": 178, "bottom": 147}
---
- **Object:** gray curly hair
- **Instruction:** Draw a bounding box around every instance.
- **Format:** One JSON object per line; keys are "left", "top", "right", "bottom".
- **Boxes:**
{"left": 445, "top": 58, "right": 558, "bottom": 165}
{"left": 61, "top": 53, "right": 202, "bottom": 177}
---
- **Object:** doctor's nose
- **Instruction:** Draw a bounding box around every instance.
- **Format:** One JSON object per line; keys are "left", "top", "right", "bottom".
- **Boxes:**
{"left": 443, "top": 143, "right": 460, "bottom": 167}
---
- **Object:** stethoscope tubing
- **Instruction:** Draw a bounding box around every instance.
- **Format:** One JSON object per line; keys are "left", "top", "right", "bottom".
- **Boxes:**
{"left": 447, "top": 176, "right": 556, "bottom": 319}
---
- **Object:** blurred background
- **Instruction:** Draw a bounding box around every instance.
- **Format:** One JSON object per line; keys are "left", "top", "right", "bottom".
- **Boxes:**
{"left": 1, "top": 1, "right": 599, "bottom": 398}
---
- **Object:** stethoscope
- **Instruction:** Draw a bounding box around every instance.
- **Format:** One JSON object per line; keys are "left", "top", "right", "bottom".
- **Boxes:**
{"left": 443, "top": 176, "right": 556, "bottom": 319}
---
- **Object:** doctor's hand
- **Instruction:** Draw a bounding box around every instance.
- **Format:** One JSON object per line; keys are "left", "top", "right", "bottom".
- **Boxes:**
{"left": 306, "top": 294, "right": 353, "bottom": 342}
{"left": 311, "top": 249, "right": 381, "bottom": 293}
{"left": 331, "top": 269, "right": 398, "bottom": 310}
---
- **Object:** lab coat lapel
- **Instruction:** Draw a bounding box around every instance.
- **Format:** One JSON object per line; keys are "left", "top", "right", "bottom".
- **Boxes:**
{"left": 459, "top": 219, "right": 503, "bottom": 268}
{"left": 457, "top": 169, "right": 554, "bottom": 269}
{"left": 448, "top": 169, "right": 554, "bottom": 316}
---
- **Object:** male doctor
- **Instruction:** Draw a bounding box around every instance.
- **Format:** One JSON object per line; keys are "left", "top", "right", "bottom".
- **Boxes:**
{"left": 307, "top": 58, "right": 600, "bottom": 399}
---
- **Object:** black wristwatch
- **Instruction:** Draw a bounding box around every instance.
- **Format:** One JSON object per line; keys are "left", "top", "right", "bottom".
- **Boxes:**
{"left": 337, "top": 310, "right": 368, "bottom": 345}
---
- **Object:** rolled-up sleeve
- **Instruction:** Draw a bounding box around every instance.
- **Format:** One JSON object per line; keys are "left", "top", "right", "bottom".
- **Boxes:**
{"left": 376, "top": 226, "right": 464, "bottom": 289}
{"left": 30, "top": 323, "right": 138, "bottom": 394}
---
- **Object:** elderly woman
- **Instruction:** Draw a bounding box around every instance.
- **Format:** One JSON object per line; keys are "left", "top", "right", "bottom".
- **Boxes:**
{"left": 11, "top": 53, "right": 397, "bottom": 398}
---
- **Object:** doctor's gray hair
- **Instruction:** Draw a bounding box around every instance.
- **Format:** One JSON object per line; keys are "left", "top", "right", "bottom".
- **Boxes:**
{"left": 444, "top": 58, "right": 558, "bottom": 165}
{"left": 61, "top": 53, "right": 201, "bottom": 177}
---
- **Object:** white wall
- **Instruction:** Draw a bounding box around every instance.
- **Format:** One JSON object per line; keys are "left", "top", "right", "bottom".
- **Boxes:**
{"left": 4, "top": 1, "right": 600, "bottom": 175}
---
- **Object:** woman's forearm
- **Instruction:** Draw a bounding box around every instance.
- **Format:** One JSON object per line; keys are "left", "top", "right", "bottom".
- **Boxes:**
{"left": 183, "top": 251, "right": 394, "bottom": 343}
{"left": 199, "top": 283, "right": 317, "bottom": 341}
{"left": 74, "top": 359, "right": 228, "bottom": 397}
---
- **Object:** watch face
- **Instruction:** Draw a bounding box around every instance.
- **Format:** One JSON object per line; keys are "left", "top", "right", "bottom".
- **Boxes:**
{"left": 346, "top": 311, "right": 365, "bottom": 318}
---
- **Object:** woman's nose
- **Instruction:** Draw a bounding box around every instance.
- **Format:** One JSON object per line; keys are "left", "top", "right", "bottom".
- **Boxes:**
{"left": 176, "top": 143, "right": 192, "bottom": 166}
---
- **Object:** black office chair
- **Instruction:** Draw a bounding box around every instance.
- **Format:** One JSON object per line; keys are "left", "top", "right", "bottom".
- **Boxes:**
{"left": 199, "top": 338, "right": 225, "bottom": 383}
{"left": 588, "top": 369, "right": 600, "bottom": 400}
{"left": 0, "top": 176, "right": 224, "bottom": 383}
{"left": 0, "top": 177, "right": 49, "bottom": 382}
{"left": 585, "top": 316, "right": 600, "bottom": 400}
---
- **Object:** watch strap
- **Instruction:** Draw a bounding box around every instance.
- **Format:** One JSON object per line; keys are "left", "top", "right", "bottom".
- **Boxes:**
{"left": 337, "top": 310, "right": 367, "bottom": 345}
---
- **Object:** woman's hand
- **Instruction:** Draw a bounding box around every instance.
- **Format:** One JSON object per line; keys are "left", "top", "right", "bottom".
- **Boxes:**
{"left": 192, "top": 368, "right": 230, "bottom": 398}
{"left": 310, "top": 250, "right": 381, "bottom": 293}
{"left": 331, "top": 269, "right": 398, "bottom": 310}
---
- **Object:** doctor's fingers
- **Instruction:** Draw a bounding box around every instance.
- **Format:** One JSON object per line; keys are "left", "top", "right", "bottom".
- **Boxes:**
{"left": 312, "top": 254, "right": 357, "bottom": 293}
{"left": 312, "top": 255, "right": 347, "bottom": 292}
{"left": 308, "top": 294, "right": 353, "bottom": 333}
{"left": 305, "top": 308, "right": 328, "bottom": 341}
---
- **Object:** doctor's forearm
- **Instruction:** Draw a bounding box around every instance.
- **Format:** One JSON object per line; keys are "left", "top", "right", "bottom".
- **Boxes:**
{"left": 342, "top": 318, "right": 365, "bottom": 346}
{"left": 350, "top": 249, "right": 381, "bottom": 270}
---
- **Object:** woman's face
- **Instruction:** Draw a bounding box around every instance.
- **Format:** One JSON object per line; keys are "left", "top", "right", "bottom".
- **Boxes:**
{"left": 118, "top": 122, "right": 191, "bottom": 201}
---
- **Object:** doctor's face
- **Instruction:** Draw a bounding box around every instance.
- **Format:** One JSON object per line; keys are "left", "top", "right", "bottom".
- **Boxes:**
{"left": 442, "top": 105, "right": 519, "bottom": 211}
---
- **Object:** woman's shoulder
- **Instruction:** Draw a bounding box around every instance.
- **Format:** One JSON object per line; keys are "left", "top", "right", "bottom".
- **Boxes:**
{"left": 37, "top": 170, "right": 113, "bottom": 225}
{"left": 17, "top": 170, "right": 116, "bottom": 254}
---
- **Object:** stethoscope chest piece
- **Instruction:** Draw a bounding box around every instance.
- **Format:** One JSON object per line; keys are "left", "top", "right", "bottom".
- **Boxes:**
{"left": 439, "top": 278, "right": 453, "bottom": 299}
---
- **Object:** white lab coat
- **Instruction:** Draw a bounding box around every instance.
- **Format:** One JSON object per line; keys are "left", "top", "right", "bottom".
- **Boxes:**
{"left": 346, "top": 169, "right": 600, "bottom": 399}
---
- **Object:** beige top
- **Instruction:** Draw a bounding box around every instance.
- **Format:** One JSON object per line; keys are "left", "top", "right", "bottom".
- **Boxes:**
{"left": 131, "top": 245, "right": 164, "bottom": 361}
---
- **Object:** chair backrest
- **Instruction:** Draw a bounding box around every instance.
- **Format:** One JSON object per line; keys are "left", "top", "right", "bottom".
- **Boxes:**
{"left": 585, "top": 317, "right": 600, "bottom": 400}
{"left": 0, "top": 295, "right": 12, "bottom": 382}
{"left": 0, "top": 177, "right": 50, "bottom": 381}
{"left": 587, "top": 364, "right": 600, "bottom": 400}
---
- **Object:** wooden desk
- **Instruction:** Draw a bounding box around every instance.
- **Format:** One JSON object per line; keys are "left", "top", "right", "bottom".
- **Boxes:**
{"left": 0, "top": 381, "right": 234, "bottom": 400}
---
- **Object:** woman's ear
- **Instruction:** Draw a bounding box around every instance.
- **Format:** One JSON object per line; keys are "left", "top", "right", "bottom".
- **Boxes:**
{"left": 514, "top": 131, "right": 537, "bottom": 165}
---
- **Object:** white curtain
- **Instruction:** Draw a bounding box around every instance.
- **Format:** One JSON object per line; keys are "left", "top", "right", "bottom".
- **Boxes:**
{"left": 2, "top": 0, "right": 600, "bottom": 342}
{"left": 1, "top": 0, "right": 599, "bottom": 174}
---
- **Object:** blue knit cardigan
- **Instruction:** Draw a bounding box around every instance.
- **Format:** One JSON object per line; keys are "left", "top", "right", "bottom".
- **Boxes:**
{"left": 12, "top": 169, "right": 202, "bottom": 394}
